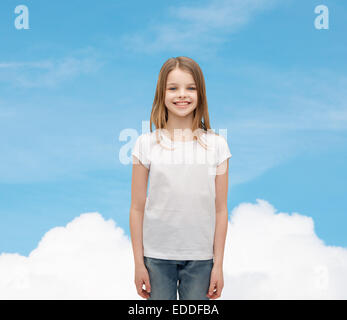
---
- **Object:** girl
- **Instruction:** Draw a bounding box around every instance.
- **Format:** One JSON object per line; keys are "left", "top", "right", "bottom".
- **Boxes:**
{"left": 130, "top": 56, "right": 231, "bottom": 300}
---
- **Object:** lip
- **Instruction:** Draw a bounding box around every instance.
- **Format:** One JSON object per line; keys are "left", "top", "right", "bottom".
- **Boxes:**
{"left": 174, "top": 101, "right": 191, "bottom": 108}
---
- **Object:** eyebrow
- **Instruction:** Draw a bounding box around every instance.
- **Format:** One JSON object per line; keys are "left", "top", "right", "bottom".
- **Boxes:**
{"left": 167, "top": 82, "right": 196, "bottom": 86}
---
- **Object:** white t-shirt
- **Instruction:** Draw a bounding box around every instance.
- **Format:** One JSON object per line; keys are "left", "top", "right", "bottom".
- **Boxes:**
{"left": 132, "top": 129, "right": 232, "bottom": 260}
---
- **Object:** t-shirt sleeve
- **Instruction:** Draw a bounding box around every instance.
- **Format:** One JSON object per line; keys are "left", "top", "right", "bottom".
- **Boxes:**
{"left": 132, "top": 134, "right": 150, "bottom": 169}
{"left": 216, "top": 135, "right": 232, "bottom": 166}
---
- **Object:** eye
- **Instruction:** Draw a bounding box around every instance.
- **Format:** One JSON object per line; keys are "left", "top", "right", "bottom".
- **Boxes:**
{"left": 167, "top": 87, "right": 196, "bottom": 90}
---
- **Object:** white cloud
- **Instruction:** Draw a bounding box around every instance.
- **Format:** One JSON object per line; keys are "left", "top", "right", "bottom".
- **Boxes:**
{"left": 121, "top": 0, "right": 280, "bottom": 55}
{"left": 0, "top": 47, "right": 104, "bottom": 88}
{"left": 0, "top": 213, "right": 135, "bottom": 300}
{"left": 223, "top": 199, "right": 347, "bottom": 299}
{"left": 171, "top": 0, "right": 277, "bottom": 29}
{"left": 1, "top": 199, "right": 346, "bottom": 299}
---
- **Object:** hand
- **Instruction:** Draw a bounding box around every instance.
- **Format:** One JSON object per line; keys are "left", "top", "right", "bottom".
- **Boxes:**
{"left": 134, "top": 264, "right": 151, "bottom": 299}
{"left": 206, "top": 265, "right": 224, "bottom": 299}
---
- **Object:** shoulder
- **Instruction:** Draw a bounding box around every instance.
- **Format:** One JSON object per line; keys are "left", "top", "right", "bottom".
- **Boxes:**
{"left": 212, "top": 132, "right": 228, "bottom": 145}
{"left": 135, "top": 132, "right": 152, "bottom": 142}
{"left": 202, "top": 130, "right": 227, "bottom": 147}
{"left": 135, "top": 131, "right": 158, "bottom": 148}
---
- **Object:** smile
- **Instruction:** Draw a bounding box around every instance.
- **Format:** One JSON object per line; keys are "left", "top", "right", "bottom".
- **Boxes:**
{"left": 174, "top": 102, "right": 191, "bottom": 107}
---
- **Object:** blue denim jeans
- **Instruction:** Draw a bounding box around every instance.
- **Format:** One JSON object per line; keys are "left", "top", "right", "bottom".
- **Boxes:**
{"left": 144, "top": 256, "right": 214, "bottom": 300}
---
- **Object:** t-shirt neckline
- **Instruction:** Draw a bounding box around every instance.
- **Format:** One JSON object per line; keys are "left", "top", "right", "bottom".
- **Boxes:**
{"left": 161, "top": 130, "right": 196, "bottom": 144}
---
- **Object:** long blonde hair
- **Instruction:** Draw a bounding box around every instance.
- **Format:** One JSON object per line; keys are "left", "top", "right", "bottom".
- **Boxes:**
{"left": 149, "top": 56, "right": 218, "bottom": 150}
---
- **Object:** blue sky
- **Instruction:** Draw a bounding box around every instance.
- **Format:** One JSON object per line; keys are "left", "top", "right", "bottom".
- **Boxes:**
{"left": 0, "top": 0, "right": 346, "bottom": 261}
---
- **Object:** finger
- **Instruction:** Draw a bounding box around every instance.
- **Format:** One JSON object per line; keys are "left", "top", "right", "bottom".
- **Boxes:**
{"left": 136, "top": 281, "right": 147, "bottom": 299}
{"left": 212, "top": 284, "right": 223, "bottom": 299}
{"left": 207, "top": 286, "right": 214, "bottom": 295}
{"left": 141, "top": 288, "right": 151, "bottom": 299}
{"left": 210, "top": 291, "right": 219, "bottom": 300}
{"left": 137, "top": 287, "right": 150, "bottom": 299}
{"left": 208, "top": 282, "right": 216, "bottom": 296}
{"left": 144, "top": 279, "right": 151, "bottom": 293}
{"left": 207, "top": 287, "right": 218, "bottom": 299}
{"left": 136, "top": 282, "right": 144, "bottom": 294}
{"left": 216, "top": 285, "right": 222, "bottom": 297}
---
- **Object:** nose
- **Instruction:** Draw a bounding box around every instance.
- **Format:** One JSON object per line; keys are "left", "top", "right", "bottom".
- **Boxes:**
{"left": 178, "top": 88, "right": 187, "bottom": 98}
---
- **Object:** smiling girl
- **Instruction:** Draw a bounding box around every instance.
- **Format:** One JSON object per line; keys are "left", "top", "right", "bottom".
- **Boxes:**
{"left": 130, "top": 56, "right": 232, "bottom": 300}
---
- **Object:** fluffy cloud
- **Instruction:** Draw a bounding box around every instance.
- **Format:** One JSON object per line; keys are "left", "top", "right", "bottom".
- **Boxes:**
{"left": 0, "top": 213, "right": 135, "bottom": 299}
{"left": 1, "top": 199, "right": 346, "bottom": 299}
{"left": 223, "top": 200, "right": 347, "bottom": 299}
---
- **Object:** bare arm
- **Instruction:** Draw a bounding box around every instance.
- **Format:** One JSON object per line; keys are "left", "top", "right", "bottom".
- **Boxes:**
{"left": 206, "top": 160, "right": 229, "bottom": 300}
{"left": 213, "top": 158, "right": 230, "bottom": 269}
{"left": 130, "top": 155, "right": 149, "bottom": 267}
{"left": 207, "top": 158, "right": 229, "bottom": 299}
{"left": 130, "top": 155, "right": 152, "bottom": 299}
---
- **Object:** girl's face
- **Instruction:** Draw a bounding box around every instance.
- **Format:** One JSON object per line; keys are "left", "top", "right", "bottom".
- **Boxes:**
{"left": 164, "top": 68, "right": 198, "bottom": 118}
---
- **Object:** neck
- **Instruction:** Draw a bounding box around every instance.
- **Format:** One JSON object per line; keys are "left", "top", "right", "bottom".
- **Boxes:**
{"left": 163, "top": 114, "right": 194, "bottom": 142}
